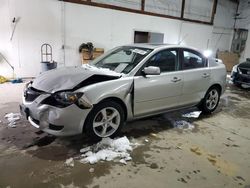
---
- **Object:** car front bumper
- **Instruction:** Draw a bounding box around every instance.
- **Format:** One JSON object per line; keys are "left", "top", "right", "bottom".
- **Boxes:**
{"left": 231, "top": 72, "right": 250, "bottom": 86}
{"left": 20, "top": 94, "right": 92, "bottom": 136}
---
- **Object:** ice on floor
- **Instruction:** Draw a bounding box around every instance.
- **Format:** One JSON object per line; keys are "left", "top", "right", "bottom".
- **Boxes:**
{"left": 182, "top": 111, "right": 202, "bottom": 118}
{"left": 4, "top": 113, "right": 21, "bottom": 128}
{"left": 80, "top": 136, "right": 137, "bottom": 164}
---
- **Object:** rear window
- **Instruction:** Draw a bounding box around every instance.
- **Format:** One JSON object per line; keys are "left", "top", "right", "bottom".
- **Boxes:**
{"left": 182, "top": 50, "right": 206, "bottom": 70}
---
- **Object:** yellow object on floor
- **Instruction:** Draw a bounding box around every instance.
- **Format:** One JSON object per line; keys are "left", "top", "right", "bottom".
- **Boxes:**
{"left": 0, "top": 75, "right": 8, "bottom": 84}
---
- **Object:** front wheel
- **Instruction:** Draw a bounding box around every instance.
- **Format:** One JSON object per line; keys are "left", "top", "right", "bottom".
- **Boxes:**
{"left": 198, "top": 87, "right": 220, "bottom": 114}
{"left": 84, "top": 100, "right": 124, "bottom": 140}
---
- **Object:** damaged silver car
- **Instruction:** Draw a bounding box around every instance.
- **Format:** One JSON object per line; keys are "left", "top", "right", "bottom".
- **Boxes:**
{"left": 20, "top": 44, "right": 226, "bottom": 139}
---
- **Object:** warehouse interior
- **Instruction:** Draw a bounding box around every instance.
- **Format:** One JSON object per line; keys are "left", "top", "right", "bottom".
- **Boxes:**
{"left": 0, "top": 0, "right": 250, "bottom": 187}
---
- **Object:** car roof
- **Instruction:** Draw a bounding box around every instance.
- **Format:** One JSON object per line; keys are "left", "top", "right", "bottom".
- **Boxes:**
{"left": 123, "top": 43, "right": 202, "bottom": 53}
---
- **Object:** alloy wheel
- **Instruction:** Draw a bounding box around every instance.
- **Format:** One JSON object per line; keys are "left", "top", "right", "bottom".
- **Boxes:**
{"left": 93, "top": 107, "right": 121, "bottom": 137}
{"left": 205, "top": 89, "right": 219, "bottom": 110}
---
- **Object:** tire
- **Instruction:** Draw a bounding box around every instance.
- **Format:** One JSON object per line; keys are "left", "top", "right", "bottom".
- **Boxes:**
{"left": 198, "top": 86, "right": 221, "bottom": 114}
{"left": 84, "top": 100, "right": 125, "bottom": 140}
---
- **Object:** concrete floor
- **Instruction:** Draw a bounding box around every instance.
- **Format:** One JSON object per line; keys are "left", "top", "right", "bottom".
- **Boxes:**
{"left": 0, "top": 82, "right": 250, "bottom": 188}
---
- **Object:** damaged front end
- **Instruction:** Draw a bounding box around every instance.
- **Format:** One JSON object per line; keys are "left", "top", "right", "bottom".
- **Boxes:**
{"left": 20, "top": 65, "right": 129, "bottom": 136}
{"left": 21, "top": 89, "right": 94, "bottom": 136}
{"left": 20, "top": 81, "right": 97, "bottom": 136}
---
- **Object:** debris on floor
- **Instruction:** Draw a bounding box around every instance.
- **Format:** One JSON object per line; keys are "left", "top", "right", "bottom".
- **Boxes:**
{"left": 79, "top": 136, "right": 137, "bottom": 164}
{"left": 207, "top": 154, "right": 217, "bottom": 165}
{"left": 4, "top": 112, "right": 22, "bottom": 128}
{"left": 190, "top": 147, "right": 202, "bottom": 156}
{"left": 10, "top": 78, "right": 23, "bottom": 84}
{"left": 0, "top": 75, "right": 8, "bottom": 84}
{"left": 173, "top": 120, "right": 194, "bottom": 130}
{"left": 89, "top": 168, "right": 95, "bottom": 173}
{"left": 149, "top": 133, "right": 158, "bottom": 138}
{"left": 182, "top": 111, "right": 202, "bottom": 118}
{"left": 65, "top": 157, "right": 74, "bottom": 167}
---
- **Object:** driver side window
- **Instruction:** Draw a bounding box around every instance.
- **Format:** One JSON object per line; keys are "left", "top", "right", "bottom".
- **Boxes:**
{"left": 146, "top": 50, "right": 178, "bottom": 73}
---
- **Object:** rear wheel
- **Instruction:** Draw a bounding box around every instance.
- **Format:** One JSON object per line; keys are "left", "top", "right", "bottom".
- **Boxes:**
{"left": 85, "top": 100, "right": 124, "bottom": 140}
{"left": 199, "top": 87, "right": 220, "bottom": 114}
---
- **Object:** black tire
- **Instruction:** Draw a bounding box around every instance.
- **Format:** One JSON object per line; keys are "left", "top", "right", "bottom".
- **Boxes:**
{"left": 84, "top": 100, "right": 125, "bottom": 140}
{"left": 198, "top": 86, "right": 221, "bottom": 114}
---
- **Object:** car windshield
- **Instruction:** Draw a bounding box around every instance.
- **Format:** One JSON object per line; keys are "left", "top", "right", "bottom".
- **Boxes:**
{"left": 91, "top": 46, "right": 152, "bottom": 74}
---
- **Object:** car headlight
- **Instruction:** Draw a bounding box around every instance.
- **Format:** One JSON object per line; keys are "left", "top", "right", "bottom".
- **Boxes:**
{"left": 45, "top": 91, "right": 93, "bottom": 109}
{"left": 237, "top": 67, "right": 242, "bottom": 74}
{"left": 24, "top": 81, "right": 32, "bottom": 92}
{"left": 232, "top": 65, "right": 238, "bottom": 73}
{"left": 42, "top": 91, "right": 93, "bottom": 108}
{"left": 54, "top": 92, "right": 83, "bottom": 105}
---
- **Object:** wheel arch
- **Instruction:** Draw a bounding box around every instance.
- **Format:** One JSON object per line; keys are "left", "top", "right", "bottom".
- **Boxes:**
{"left": 97, "top": 97, "right": 128, "bottom": 121}
{"left": 197, "top": 83, "right": 222, "bottom": 108}
{"left": 208, "top": 83, "right": 222, "bottom": 95}
{"left": 83, "top": 96, "right": 128, "bottom": 133}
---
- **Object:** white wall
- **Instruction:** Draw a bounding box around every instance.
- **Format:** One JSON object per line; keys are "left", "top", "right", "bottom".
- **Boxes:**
{"left": 0, "top": 0, "right": 62, "bottom": 78}
{"left": 211, "top": 0, "right": 237, "bottom": 52}
{"left": 0, "top": 0, "right": 238, "bottom": 78}
{"left": 236, "top": 0, "right": 250, "bottom": 62}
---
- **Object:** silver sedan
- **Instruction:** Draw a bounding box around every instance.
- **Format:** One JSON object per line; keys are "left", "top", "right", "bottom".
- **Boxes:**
{"left": 20, "top": 44, "right": 227, "bottom": 139}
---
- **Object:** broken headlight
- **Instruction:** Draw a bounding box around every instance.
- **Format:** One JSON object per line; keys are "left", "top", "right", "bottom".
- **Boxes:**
{"left": 23, "top": 81, "right": 32, "bottom": 95}
{"left": 42, "top": 91, "right": 92, "bottom": 109}
{"left": 54, "top": 92, "right": 83, "bottom": 105}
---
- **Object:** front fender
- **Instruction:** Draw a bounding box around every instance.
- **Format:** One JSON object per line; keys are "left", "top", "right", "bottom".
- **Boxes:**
{"left": 76, "top": 77, "right": 134, "bottom": 120}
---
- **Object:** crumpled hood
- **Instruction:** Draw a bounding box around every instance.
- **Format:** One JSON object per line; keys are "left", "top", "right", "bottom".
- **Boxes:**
{"left": 32, "top": 65, "right": 122, "bottom": 93}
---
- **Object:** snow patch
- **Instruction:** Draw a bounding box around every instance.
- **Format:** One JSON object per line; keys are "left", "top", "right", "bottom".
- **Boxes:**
{"left": 80, "top": 136, "right": 137, "bottom": 164}
{"left": 241, "top": 84, "right": 250, "bottom": 89}
{"left": 4, "top": 113, "right": 21, "bottom": 128}
{"left": 65, "top": 158, "right": 74, "bottom": 167}
{"left": 182, "top": 111, "right": 202, "bottom": 118}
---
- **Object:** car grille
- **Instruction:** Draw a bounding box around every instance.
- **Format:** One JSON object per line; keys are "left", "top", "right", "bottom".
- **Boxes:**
{"left": 24, "top": 87, "right": 43, "bottom": 102}
{"left": 238, "top": 67, "right": 250, "bottom": 75}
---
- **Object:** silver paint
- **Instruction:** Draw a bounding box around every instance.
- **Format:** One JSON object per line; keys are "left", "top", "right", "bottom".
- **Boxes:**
{"left": 21, "top": 44, "right": 227, "bottom": 136}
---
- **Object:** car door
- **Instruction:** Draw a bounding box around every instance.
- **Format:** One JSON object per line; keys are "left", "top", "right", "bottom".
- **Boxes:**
{"left": 133, "top": 48, "right": 184, "bottom": 117}
{"left": 179, "top": 48, "right": 211, "bottom": 106}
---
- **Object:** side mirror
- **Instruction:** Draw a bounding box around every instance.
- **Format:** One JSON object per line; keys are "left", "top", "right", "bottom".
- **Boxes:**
{"left": 143, "top": 66, "right": 161, "bottom": 76}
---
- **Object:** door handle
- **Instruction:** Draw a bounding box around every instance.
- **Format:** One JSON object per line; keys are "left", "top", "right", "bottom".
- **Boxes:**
{"left": 171, "top": 77, "right": 181, "bottom": 82}
{"left": 202, "top": 73, "right": 210, "bottom": 78}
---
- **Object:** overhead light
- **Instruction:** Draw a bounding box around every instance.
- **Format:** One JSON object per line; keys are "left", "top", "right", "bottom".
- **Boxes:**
{"left": 203, "top": 50, "right": 213, "bottom": 57}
